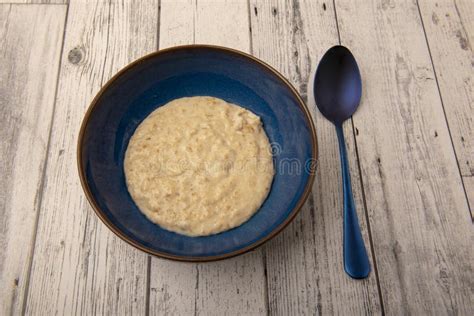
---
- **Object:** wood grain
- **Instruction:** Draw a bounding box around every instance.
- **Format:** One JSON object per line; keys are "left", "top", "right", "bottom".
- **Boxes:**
{"left": 418, "top": 0, "right": 473, "bottom": 215}
{"left": 24, "top": 0, "right": 158, "bottom": 314}
{"left": 0, "top": 4, "right": 66, "bottom": 315}
{"left": 335, "top": 0, "right": 474, "bottom": 314}
{"left": 465, "top": 177, "right": 474, "bottom": 216}
{"left": 149, "top": 1, "right": 267, "bottom": 315}
{"left": 454, "top": 0, "right": 474, "bottom": 219}
{"left": 250, "top": 1, "right": 382, "bottom": 314}
{"left": 0, "top": 0, "right": 67, "bottom": 4}
{"left": 455, "top": 0, "right": 474, "bottom": 45}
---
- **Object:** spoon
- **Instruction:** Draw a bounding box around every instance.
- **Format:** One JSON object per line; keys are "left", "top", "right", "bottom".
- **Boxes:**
{"left": 313, "top": 45, "right": 370, "bottom": 279}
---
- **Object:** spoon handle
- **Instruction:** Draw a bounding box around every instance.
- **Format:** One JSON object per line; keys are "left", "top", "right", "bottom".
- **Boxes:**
{"left": 335, "top": 123, "right": 370, "bottom": 279}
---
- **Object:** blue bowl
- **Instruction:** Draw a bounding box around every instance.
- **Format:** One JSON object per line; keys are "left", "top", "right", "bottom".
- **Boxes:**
{"left": 78, "top": 45, "right": 317, "bottom": 261}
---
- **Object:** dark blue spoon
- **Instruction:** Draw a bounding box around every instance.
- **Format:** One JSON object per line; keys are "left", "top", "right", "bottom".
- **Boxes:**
{"left": 314, "top": 45, "right": 370, "bottom": 279}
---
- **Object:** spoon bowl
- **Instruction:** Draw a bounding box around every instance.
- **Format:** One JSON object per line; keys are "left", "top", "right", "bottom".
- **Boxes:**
{"left": 314, "top": 46, "right": 362, "bottom": 124}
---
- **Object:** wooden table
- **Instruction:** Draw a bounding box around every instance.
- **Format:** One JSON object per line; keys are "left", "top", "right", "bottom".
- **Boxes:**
{"left": 1, "top": 0, "right": 472, "bottom": 314}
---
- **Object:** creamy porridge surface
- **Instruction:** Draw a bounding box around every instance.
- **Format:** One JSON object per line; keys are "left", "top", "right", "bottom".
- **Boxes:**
{"left": 124, "top": 96, "right": 274, "bottom": 236}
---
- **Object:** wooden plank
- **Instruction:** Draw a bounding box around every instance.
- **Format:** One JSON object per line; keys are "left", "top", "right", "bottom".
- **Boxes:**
{"left": 335, "top": 0, "right": 474, "bottom": 314}
{"left": 465, "top": 177, "right": 474, "bottom": 215}
{"left": 0, "top": 1, "right": 67, "bottom": 4}
{"left": 158, "top": 0, "right": 194, "bottom": 48}
{"left": 250, "top": 1, "right": 382, "bottom": 314}
{"left": 25, "top": 0, "right": 158, "bottom": 314}
{"left": 149, "top": 1, "right": 268, "bottom": 315}
{"left": 455, "top": 0, "right": 474, "bottom": 45}
{"left": 417, "top": 0, "right": 473, "bottom": 215}
{"left": 0, "top": 4, "right": 66, "bottom": 315}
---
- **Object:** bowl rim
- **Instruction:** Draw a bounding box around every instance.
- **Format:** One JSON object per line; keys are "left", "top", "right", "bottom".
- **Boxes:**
{"left": 77, "top": 44, "right": 318, "bottom": 262}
